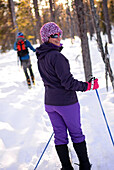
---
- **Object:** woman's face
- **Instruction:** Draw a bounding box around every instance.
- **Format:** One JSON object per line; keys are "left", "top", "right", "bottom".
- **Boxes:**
{"left": 48, "top": 32, "right": 62, "bottom": 46}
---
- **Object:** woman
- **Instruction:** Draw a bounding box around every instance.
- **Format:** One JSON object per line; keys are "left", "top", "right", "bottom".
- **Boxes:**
{"left": 36, "top": 22, "right": 99, "bottom": 170}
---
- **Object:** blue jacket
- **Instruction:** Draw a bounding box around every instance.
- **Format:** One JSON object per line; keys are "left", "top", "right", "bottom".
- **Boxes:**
{"left": 14, "top": 39, "right": 36, "bottom": 60}
{"left": 36, "top": 42, "right": 88, "bottom": 106}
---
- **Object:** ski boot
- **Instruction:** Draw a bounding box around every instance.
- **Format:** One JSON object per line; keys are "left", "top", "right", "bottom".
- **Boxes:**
{"left": 27, "top": 78, "right": 31, "bottom": 89}
{"left": 31, "top": 76, "right": 35, "bottom": 85}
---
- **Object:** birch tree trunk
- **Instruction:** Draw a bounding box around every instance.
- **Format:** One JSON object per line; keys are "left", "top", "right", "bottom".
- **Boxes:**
{"left": 74, "top": 0, "right": 92, "bottom": 81}
{"left": 66, "top": 7, "right": 75, "bottom": 40}
{"left": 8, "top": 0, "right": 18, "bottom": 38}
{"left": 85, "top": 0, "right": 94, "bottom": 40}
{"left": 102, "top": 0, "right": 112, "bottom": 43}
{"left": 33, "top": 0, "right": 42, "bottom": 44}
{"left": 49, "top": 0, "right": 55, "bottom": 22}
{"left": 89, "top": 0, "right": 114, "bottom": 90}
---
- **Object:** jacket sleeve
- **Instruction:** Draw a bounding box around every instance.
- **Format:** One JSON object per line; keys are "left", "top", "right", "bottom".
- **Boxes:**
{"left": 54, "top": 53, "right": 88, "bottom": 92}
{"left": 26, "top": 40, "right": 36, "bottom": 52}
{"left": 14, "top": 42, "right": 17, "bottom": 51}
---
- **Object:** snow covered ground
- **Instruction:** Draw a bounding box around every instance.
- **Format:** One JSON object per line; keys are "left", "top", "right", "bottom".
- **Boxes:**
{"left": 0, "top": 33, "right": 114, "bottom": 170}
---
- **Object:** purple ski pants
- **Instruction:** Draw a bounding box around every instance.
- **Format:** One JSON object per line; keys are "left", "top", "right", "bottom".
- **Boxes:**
{"left": 45, "top": 102, "right": 85, "bottom": 145}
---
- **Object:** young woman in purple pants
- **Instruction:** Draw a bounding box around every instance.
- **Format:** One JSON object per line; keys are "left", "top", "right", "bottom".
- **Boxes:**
{"left": 36, "top": 22, "right": 99, "bottom": 170}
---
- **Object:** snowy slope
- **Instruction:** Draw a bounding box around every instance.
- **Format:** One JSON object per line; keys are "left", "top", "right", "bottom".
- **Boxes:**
{"left": 0, "top": 34, "right": 114, "bottom": 170}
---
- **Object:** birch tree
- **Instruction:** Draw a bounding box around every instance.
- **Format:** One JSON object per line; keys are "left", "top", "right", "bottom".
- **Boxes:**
{"left": 85, "top": 0, "right": 94, "bottom": 40}
{"left": 8, "top": 0, "right": 18, "bottom": 38}
{"left": 66, "top": 6, "right": 75, "bottom": 40}
{"left": 74, "top": 0, "right": 92, "bottom": 81}
{"left": 102, "top": 0, "right": 112, "bottom": 43}
{"left": 33, "top": 0, "right": 42, "bottom": 44}
{"left": 89, "top": 0, "right": 114, "bottom": 90}
{"left": 49, "top": 0, "right": 55, "bottom": 22}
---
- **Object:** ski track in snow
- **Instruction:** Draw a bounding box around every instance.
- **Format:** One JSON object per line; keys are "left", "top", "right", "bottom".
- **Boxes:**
{"left": 0, "top": 36, "right": 114, "bottom": 170}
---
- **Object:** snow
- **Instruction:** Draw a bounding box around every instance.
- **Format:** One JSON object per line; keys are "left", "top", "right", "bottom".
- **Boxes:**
{"left": 0, "top": 33, "right": 114, "bottom": 170}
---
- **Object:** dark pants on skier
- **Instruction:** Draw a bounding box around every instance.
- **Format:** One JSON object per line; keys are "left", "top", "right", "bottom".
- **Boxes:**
{"left": 45, "top": 103, "right": 91, "bottom": 170}
{"left": 21, "top": 59, "right": 35, "bottom": 87}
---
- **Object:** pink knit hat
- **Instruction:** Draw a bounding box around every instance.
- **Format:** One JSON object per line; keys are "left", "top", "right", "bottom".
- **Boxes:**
{"left": 40, "top": 22, "right": 63, "bottom": 43}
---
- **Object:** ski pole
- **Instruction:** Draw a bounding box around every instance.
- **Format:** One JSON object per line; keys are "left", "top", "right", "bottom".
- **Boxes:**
{"left": 95, "top": 89, "right": 114, "bottom": 146}
{"left": 34, "top": 132, "right": 54, "bottom": 170}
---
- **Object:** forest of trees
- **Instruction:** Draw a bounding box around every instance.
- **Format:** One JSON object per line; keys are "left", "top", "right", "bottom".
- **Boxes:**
{"left": 0, "top": 0, "right": 113, "bottom": 52}
{"left": 0, "top": 0, "right": 114, "bottom": 89}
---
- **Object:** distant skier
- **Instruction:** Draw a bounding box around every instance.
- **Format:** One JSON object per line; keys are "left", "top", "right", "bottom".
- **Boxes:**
{"left": 14, "top": 32, "right": 36, "bottom": 88}
{"left": 36, "top": 22, "right": 99, "bottom": 170}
